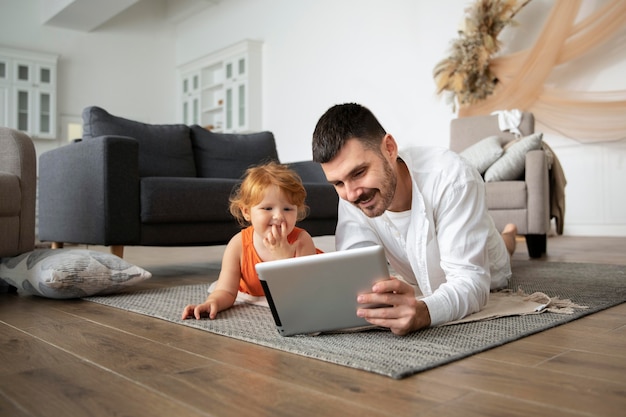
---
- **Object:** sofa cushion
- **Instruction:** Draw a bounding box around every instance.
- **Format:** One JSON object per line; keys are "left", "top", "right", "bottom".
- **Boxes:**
{"left": 140, "top": 177, "right": 240, "bottom": 223}
{"left": 287, "top": 161, "right": 329, "bottom": 183}
{"left": 484, "top": 133, "right": 543, "bottom": 182}
{"left": 459, "top": 135, "right": 503, "bottom": 174}
{"left": 485, "top": 181, "right": 527, "bottom": 209}
{"left": 82, "top": 106, "right": 196, "bottom": 178}
{"left": 190, "top": 125, "right": 279, "bottom": 179}
{"left": 301, "top": 183, "right": 339, "bottom": 219}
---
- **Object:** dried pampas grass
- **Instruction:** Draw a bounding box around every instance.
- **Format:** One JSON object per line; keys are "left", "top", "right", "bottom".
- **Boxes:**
{"left": 433, "top": 0, "right": 531, "bottom": 111}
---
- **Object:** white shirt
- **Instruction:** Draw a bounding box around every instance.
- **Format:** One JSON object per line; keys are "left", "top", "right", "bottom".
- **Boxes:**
{"left": 335, "top": 147, "right": 511, "bottom": 326}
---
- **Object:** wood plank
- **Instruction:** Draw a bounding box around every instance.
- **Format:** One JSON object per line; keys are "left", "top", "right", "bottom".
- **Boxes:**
{"left": 0, "top": 395, "right": 33, "bottom": 417}
{"left": 420, "top": 357, "right": 626, "bottom": 416}
{"left": 419, "top": 391, "right": 586, "bottom": 417}
{"left": 0, "top": 324, "right": 74, "bottom": 375}
{"left": 56, "top": 300, "right": 469, "bottom": 414}
{"left": 538, "top": 350, "right": 626, "bottom": 384}
{"left": 474, "top": 339, "right": 568, "bottom": 367}
{"left": 521, "top": 308, "right": 626, "bottom": 358}
{"left": 146, "top": 366, "right": 395, "bottom": 417}
{"left": 0, "top": 361, "right": 210, "bottom": 417}
{"left": 22, "top": 319, "right": 219, "bottom": 382}
{"left": 0, "top": 236, "right": 624, "bottom": 416}
{"left": 0, "top": 294, "right": 84, "bottom": 329}
{"left": 16, "top": 306, "right": 398, "bottom": 416}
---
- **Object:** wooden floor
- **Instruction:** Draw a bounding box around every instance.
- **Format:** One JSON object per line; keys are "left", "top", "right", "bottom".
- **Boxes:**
{"left": 1, "top": 235, "right": 625, "bottom": 417}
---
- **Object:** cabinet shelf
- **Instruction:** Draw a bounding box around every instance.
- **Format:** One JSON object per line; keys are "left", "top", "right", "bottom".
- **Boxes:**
{"left": 203, "top": 83, "right": 223, "bottom": 92}
{"left": 202, "top": 105, "right": 223, "bottom": 114}
{"left": 178, "top": 40, "right": 262, "bottom": 133}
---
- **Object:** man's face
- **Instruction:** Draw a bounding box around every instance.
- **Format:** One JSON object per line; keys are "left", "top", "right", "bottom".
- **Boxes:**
{"left": 321, "top": 138, "right": 396, "bottom": 218}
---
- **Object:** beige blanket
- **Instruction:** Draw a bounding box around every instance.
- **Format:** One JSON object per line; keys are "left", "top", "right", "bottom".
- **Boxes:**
{"left": 445, "top": 289, "right": 588, "bottom": 326}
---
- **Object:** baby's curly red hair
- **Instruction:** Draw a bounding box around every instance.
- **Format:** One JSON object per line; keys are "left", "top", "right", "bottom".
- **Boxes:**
{"left": 229, "top": 162, "right": 309, "bottom": 227}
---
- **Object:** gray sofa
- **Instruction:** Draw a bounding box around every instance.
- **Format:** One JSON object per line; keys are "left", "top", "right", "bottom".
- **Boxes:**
{"left": 0, "top": 127, "right": 36, "bottom": 259}
{"left": 38, "top": 106, "right": 338, "bottom": 257}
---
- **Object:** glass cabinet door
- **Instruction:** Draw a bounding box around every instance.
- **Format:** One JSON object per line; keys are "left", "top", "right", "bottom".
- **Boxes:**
{"left": 38, "top": 91, "right": 51, "bottom": 135}
{"left": 0, "top": 60, "right": 7, "bottom": 81}
{"left": 0, "top": 58, "right": 8, "bottom": 127}
{"left": 0, "top": 86, "right": 7, "bottom": 127}
{"left": 237, "top": 83, "right": 246, "bottom": 129}
{"left": 35, "top": 63, "right": 55, "bottom": 136}
{"left": 225, "top": 87, "right": 233, "bottom": 131}
{"left": 39, "top": 66, "right": 52, "bottom": 85}
{"left": 16, "top": 62, "right": 30, "bottom": 83}
{"left": 181, "top": 72, "right": 200, "bottom": 125}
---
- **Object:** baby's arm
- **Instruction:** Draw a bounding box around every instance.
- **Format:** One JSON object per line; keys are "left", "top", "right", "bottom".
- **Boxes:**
{"left": 181, "top": 234, "right": 243, "bottom": 320}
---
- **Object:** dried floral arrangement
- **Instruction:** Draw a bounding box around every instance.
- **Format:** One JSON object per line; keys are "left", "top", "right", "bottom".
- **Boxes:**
{"left": 433, "top": 0, "right": 531, "bottom": 111}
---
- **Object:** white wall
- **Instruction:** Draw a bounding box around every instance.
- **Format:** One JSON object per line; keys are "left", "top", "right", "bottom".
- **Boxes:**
{"left": 176, "top": 0, "right": 456, "bottom": 158}
{"left": 1, "top": 0, "right": 624, "bottom": 236}
{"left": 0, "top": 0, "right": 178, "bottom": 158}
{"left": 175, "top": 0, "right": 626, "bottom": 236}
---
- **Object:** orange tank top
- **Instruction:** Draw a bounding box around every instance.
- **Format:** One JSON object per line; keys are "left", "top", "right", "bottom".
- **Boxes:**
{"left": 238, "top": 225, "right": 306, "bottom": 296}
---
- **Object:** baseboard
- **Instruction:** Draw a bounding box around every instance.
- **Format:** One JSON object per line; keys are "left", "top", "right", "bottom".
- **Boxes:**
{"left": 562, "top": 225, "right": 626, "bottom": 237}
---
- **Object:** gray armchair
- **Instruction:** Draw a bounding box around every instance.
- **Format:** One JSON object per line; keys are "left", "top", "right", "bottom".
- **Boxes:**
{"left": 450, "top": 112, "right": 550, "bottom": 258}
{"left": 0, "top": 127, "right": 36, "bottom": 258}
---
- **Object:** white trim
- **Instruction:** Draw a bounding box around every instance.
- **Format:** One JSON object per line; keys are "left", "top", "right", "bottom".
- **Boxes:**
{"left": 563, "top": 225, "right": 626, "bottom": 237}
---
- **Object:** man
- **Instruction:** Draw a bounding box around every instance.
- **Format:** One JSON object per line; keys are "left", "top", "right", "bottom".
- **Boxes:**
{"left": 312, "top": 103, "right": 517, "bottom": 335}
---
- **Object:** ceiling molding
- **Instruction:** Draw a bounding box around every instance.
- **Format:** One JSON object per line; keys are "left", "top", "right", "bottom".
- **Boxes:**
{"left": 41, "top": 0, "right": 141, "bottom": 32}
{"left": 40, "top": 0, "right": 220, "bottom": 32}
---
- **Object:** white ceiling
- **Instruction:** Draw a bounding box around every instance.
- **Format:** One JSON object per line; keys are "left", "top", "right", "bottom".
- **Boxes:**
{"left": 40, "top": 0, "right": 219, "bottom": 32}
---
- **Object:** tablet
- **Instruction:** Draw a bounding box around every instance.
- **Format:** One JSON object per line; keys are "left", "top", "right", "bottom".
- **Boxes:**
{"left": 256, "top": 245, "right": 390, "bottom": 336}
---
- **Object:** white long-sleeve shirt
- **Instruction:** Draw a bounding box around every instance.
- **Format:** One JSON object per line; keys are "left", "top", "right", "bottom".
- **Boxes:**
{"left": 335, "top": 147, "right": 511, "bottom": 326}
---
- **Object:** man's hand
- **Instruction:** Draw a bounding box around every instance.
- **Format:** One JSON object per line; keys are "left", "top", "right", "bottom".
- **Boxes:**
{"left": 263, "top": 221, "right": 296, "bottom": 259}
{"left": 356, "top": 277, "right": 431, "bottom": 335}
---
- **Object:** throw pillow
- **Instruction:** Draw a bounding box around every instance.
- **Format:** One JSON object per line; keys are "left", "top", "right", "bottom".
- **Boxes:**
{"left": 484, "top": 133, "right": 543, "bottom": 182}
{"left": 82, "top": 106, "right": 196, "bottom": 178}
{"left": 190, "top": 125, "right": 279, "bottom": 179}
{"left": 459, "top": 135, "right": 503, "bottom": 174}
{"left": 0, "top": 249, "right": 151, "bottom": 299}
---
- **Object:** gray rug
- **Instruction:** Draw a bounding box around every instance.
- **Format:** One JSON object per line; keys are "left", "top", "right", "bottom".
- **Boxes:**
{"left": 84, "top": 260, "right": 626, "bottom": 379}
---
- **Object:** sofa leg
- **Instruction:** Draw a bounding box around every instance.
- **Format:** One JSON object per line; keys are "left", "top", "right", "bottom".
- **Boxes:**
{"left": 525, "top": 234, "right": 547, "bottom": 259}
{"left": 51, "top": 242, "right": 64, "bottom": 249}
{"left": 110, "top": 245, "right": 124, "bottom": 258}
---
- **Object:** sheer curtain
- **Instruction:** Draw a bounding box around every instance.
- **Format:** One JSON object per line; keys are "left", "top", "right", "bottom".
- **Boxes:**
{"left": 459, "top": 0, "right": 626, "bottom": 143}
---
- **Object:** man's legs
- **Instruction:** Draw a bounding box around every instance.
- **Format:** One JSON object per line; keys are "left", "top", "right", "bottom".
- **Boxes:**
{"left": 502, "top": 223, "right": 517, "bottom": 256}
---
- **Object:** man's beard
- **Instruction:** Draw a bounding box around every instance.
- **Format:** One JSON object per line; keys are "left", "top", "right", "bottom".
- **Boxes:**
{"left": 352, "top": 158, "right": 396, "bottom": 218}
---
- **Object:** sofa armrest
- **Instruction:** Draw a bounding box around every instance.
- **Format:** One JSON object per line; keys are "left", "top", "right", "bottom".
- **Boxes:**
{"left": 524, "top": 149, "right": 550, "bottom": 234}
{"left": 38, "top": 136, "right": 142, "bottom": 245}
{"left": 0, "top": 128, "right": 36, "bottom": 255}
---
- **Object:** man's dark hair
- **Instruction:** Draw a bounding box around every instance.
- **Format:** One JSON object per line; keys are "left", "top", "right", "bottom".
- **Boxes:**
{"left": 312, "top": 103, "right": 386, "bottom": 163}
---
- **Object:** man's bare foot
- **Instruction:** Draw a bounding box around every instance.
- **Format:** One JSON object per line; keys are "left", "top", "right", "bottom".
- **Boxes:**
{"left": 501, "top": 223, "right": 518, "bottom": 256}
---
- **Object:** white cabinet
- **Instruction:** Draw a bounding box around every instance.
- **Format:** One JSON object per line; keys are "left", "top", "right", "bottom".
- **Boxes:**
{"left": 0, "top": 47, "right": 58, "bottom": 139}
{"left": 181, "top": 71, "right": 201, "bottom": 125}
{"left": 178, "top": 40, "right": 262, "bottom": 133}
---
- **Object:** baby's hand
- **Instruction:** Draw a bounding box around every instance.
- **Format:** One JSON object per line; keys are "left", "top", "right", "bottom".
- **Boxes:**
{"left": 263, "top": 221, "right": 295, "bottom": 259}
{"left": 181, "top": 301, "right": 218, "bottom": 320}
